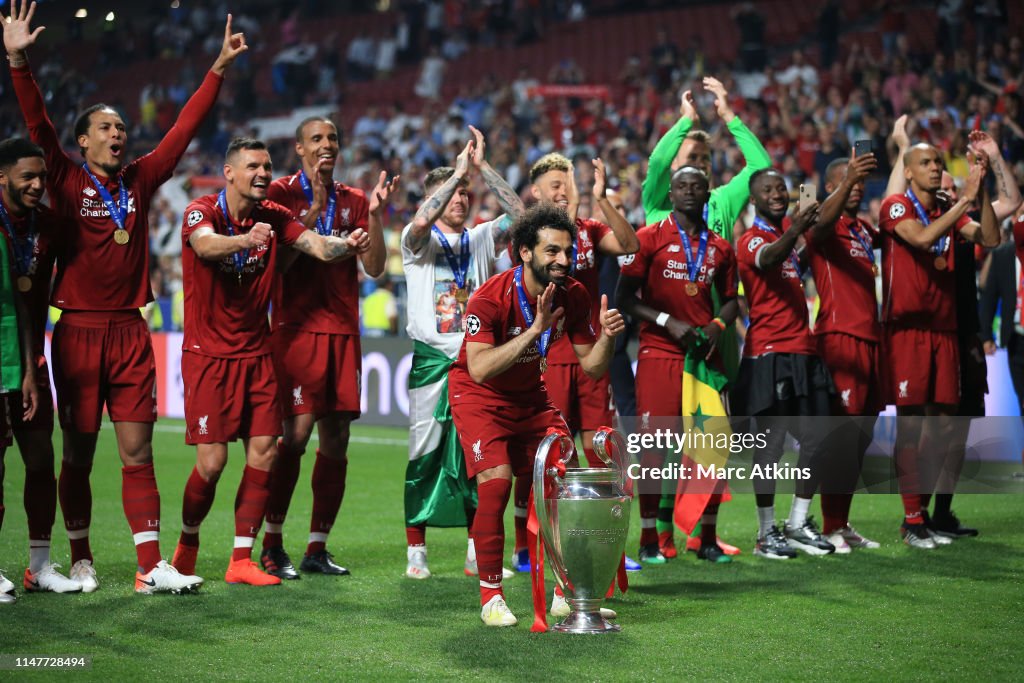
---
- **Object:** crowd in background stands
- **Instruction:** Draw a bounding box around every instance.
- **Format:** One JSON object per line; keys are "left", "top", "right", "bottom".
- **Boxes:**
{"left": 2, "top": 0, "right": 1021, "bottom": 333}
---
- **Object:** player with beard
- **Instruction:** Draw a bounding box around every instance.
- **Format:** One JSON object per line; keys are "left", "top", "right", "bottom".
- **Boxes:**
{"left": 642, "top": 77, "right": 770, "bottom": 559}
{"left": 506, "top": 152, "right": 637, "bottom": 573}
{"left": 879, "top": 142, "right": 999, "bottom": 548}
{"left": 0, "top": 138, "right": 65, "bottom": 601}
{"left": 733, "top": 169, "right": 836, "bottom": 559}
{"left": 448, "top": 203, "right": 624, "bottom": 626}
{"left": 804, "top": 152, "right": 883, "bottom": 552}
{"left": 171, "top": 138, "right": 370, "bottom": 586}
{"left": 403, "top": 128, "right": 522, "bottom": 580}
{"left": 617, "top": 167, "right": 739, "bottom": 563}
{"left": 2, "top": 0, "right": 246, "bottom": 593}
{"left": 257, "top": 116, "right": 397, "bottom": 580}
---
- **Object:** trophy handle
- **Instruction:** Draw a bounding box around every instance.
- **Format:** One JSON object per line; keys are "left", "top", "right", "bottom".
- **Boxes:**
{"left": 533, "top": 431, "right": 574, "bottom": 590}
{"left": 592, "top": 427, "right": 628, "bottom": 489}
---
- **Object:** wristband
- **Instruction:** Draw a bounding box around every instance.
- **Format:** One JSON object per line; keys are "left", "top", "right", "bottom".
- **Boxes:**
{"left": 712, "top": 317, "right": 726, "bottom": 331}
{"left": 655, "top": 312, "right": 670, "bottom": 327}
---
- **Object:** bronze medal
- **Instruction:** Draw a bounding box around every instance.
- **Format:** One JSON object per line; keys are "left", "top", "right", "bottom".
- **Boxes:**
{"left": 871, "top": 264, "right": 879, "bottom": 277}
{"left": 113, "top": 228, "right": 130, "bottom": 245}
{"left": 455, "top": 287, "right": 469, "bottom": 304}
{"left": 16, "top": 275, "right": 31, "bottom": 292}
{"left": 539, "top": 357, "right": 548, "bottom": 374}
{"left": 934, "top": 256, "right": 947, "bottom": 271}
{"left": 685, "top": 282, "right": 699, "bottom": 297}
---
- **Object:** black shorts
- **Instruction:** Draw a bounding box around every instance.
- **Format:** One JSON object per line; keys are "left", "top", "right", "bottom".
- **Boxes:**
{"left": 732, "top": 352, "right": 834, "bottom": 417}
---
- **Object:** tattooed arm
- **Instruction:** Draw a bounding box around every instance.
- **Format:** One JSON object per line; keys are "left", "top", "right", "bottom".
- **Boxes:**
{"left": 970, "top": 130, "right": 1022, "bottom": 222}
{"left": 468, "top": 124, "right": 525, "bottom": 228}
{"left": 406, "top": 139, "right": 474, "bottom": 253}
{"left": 292, "top": 228, "right": 370, "bottom": 263}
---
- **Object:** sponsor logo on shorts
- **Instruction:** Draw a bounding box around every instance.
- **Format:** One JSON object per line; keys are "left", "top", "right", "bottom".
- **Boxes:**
{"left": 841, "top": 389, "right": 851, "bottom": 407}
{"left": 466, "top": 315, "right": 481, "bottom": 336}
{"left": 640, "top": 411, "right": 650, "bottom": 430}
{"left": 472, "top": 439, "right": 483, "bottom": 462}
{"left": 198, "top": 415, "right": 209, "bottom": 435}
{"left": 889, "top": 203, "right": 906, "bottom": 220}
{"left": 293, "top": 386, "right": 304, "bottom": 406}
{"left": 898, "top": 380, "right": 909, "bottom": 399}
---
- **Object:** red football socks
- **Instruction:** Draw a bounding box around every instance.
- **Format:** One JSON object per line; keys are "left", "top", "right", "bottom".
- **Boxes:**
{"left": 307, "top": 450, "right": 347, "bottom": 555}
{"left": 179, "top": 466, "right": 217, "bottom": 548}
{"left": 513, "top": 475, "right": 530, "bottom": 551}
{"left": 263, "top": 440, "right": 303, "bottom": 549}
{"left": 234, "top": 466, "right": 271, "bottom": 561}
{"left": 473, "top": 477, "right": 512, "bottom": 600}
{"left": 122, "top": 463, "right": 162, "bottom": 573}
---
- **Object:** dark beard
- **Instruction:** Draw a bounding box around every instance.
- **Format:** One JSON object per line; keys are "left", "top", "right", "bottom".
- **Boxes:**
{"left": 529, "top": 258, "right": 566, "bottom": 288}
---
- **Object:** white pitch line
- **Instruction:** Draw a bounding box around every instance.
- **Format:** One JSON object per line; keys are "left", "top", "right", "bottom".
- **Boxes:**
{"left": 100, "top": 422, "right": 408, "bottom": 447}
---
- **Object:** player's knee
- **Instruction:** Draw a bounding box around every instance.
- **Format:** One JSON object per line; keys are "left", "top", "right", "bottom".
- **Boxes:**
{"left": 476, "top": 464, "right": 513, "bottom": 484}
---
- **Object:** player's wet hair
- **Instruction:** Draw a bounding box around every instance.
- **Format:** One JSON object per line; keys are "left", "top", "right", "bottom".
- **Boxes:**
{"left": 0, "top": 137, "right": 44, "bottom": 171}
{"left": 423, "top": 167, "right": 469, "bottom": 195}
{"left": 529, "top": 153, "right": 572, "bottom": 184}
{"left": 295, "top": 116, "right": 338, "bottom": 143}
{"left": 749, "top": 168, "right": 784, "bottom": 193}
{"left": 74, "top": 103, "right": 121, "bottom": 142}
{"left": 511, "top": 203, "right": 577, "bottom": 262}
{"left": 225, "top": 137, "right": 268, "bottom": 164}
{"left": 825, "top": 157, "right": 849, "bottom": 185}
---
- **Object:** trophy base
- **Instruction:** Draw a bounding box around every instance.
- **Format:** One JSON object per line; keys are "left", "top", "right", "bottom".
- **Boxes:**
{"left": 551, "top": 611, "right": 621, "bottom": 634}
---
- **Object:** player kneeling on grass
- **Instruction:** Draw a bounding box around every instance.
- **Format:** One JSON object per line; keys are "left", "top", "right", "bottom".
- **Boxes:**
{"left": 447, "top": 204, "right": 624, "bottom": 626}
{"left": 171, "top": 138, "right": 370, "bottom": 586}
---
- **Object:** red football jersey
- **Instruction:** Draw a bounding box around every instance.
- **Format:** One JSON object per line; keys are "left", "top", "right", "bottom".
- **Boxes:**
{"left": 879, "top": 193, "right": 969, "bottom": 331}
{"left": 805, "top": 214, "right": 880, "bottom": 341}
{"left": 181, "top": 195, "right": 307, "bottom": 358}
{"left": 736, "top": 221, "right": 814, "bottom": 356}
{"left": 547, "top": 217, "right": 611, "bottom": 364}
{"left": 621, "top": 217, "right": 736, "bottom": 359}
{"left": 12, "top": 65, "right": 223, "bottom": 312}
{"left": 268, "top": 172, "right": 368, "bottom": 334}
{"left": 448, "top": 268, "right": 597, "bottom": 406}
{"left": 0, "top": 199, "right": 62, "bottom": 355}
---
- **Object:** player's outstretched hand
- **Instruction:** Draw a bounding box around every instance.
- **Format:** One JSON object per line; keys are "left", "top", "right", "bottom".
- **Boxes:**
{"left": 679, "top": 89, "right": 698, "bottom": 122}
{"left": 591, "top": 158, "right": 607, "bottom": 201}
{"left": 566, "top": 165, "right": 579, "bottom": 219}
{"left": 845, "top": 150, "right": 877, "bottom": 184}
{"left": 469, "top": 125, "right": 486, "bottom": 168}
{"left": 533, "top": 283, "right": 564, "bottom": 334}
{"left": 370, "top": 171, "right": 400, "bottom": 215}
{"left": 212, "top": 14, "right": 248, "bottom": 75}
{"left": 346, "top": 228, "right": 371, "bottom": 254}
{"left": 962, "top": 157, "right": 987, "bottom": 203}
{"left": 454, "top": 139, "right": 474, "bottom": 179}
{"left": 968, "top": 130, "right": 1000, "bottom": 161}
{"left": 2, "top": 0, "right": 45, "bottom": 56}
{"left": 791, "top": 202, "right": 820, "bottom": 233}
{"left": 599, "top": 294, "right": 625, "bottom": 338}
{"left": 702, "top": 76, "right": 734, "bottom": 121}
{"left": 21, "top": 368, "right": 38, "bottom": 422}
{"left": 891, "top": 114, "right": 910, "bottom": 150}
{"left": 244, "top": 222, "right": 273, "bottom": 248}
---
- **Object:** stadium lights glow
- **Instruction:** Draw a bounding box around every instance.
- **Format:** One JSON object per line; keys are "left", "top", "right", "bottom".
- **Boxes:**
{"left": 171, "top": 0, "right": 180, "bottom": 7}
{"left": 105, "top": 12, "right": 115, "bottom": 21}
{"left": 75, "top": 9, "right": 87, "bottom": 18}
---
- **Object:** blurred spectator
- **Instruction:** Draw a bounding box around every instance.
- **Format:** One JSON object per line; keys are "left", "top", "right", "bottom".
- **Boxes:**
{"left": 363, "top": 277, "right": 399, "bottom": 337}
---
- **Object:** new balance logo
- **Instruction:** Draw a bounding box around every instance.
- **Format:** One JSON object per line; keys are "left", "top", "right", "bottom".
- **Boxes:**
{"left": 472, "top": 439, "right": 483, "bottom": 462}
{"left": 667, "top": 244, "right": 681, "bottom": 252}
{"left": 898, "top": 381, "right": 909, "bottom": 399}
{"left": 293, "top": 386, "right": 304, "bottom": 406}
{"left": 198, "top": 415, "right": 209, "bottom": 435}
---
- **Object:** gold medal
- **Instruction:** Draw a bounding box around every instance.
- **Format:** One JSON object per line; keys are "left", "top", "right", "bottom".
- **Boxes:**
{"left": 114, "top": 228, "right": 130, "bottom": 245}
{"left": 685, "top": 282, "right": 699, "bottom": 297}
{"left": 539, "top": 357, "right": 548, "bottom": 374}
{"left": 455, "top": 287, "right": 469, "bottom": 304}
{"left": 934, "top": 256, "right": 947, "bottom": 271}
{"left": 871, "top": 264, "right": 879, "bottom": 276}
{"left": 16, "top": 275, "right": 31, "bottom": 292}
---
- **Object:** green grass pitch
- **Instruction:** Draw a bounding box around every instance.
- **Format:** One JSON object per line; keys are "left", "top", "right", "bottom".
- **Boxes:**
{"left": 0, "top": 420, "right": 1022, "bottom": 680}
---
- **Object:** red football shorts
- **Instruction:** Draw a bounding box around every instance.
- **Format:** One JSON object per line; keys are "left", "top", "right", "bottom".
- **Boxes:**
{"left": 635, "top": 352, "right": 686, "bottom": 421}
{"left": 4, "top": 356, "right": 55, "bottom": 434}
{"left": 816, "top": 332, "right": 882, "bottom": 416}
{"left": 182, "top": 351, "right": 282, "bottom": 445}
{"left": 544, "top": 362, "right": 615, "bottom": 434}
{"left": 451, "top": 399, "right": 569, "bottom": 479}
{"left": 882, "top": 327, "right": 960, "bottom": 407}
{"left": 272, "top": 328, "right": 361, "bottom": 419}
{"left": 51, "top": 311, "right": 157, "bottom": 433}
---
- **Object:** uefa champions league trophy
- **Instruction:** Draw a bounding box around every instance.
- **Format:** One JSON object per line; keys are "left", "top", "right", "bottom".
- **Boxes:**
{"left": 533, "top": 427, "right": 631, "bottom": 633}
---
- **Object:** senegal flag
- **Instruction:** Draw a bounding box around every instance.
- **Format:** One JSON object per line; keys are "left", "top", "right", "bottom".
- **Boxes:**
{"left": 674, "top": 348, "right": 732, "bottom": 535}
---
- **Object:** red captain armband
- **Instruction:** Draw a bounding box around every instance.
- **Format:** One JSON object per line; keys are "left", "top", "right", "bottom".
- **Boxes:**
{"left": 712, "top": 317, "right": 727, "bottom": 332}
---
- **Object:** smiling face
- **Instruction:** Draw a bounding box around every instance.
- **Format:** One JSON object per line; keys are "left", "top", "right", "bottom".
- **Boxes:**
{"left": 521, "top": 226, "right": 573, "bottom": 288}
{"left": 0, "top": 155, "right": 47, "bottom": 215}
{"left": 751, "top": 171, "right": 789, "bottom": 223}
{"left": 296, "top": 119, "right": 340, "bottom": 178}
{"left": 78, "top": 108, "right": 127, "bottom": 177}
{"left": 225, "top": 148, "right": 273, "bottom": 203}
{"left": 530, "top": 169, "right": 570, "bottom": 209}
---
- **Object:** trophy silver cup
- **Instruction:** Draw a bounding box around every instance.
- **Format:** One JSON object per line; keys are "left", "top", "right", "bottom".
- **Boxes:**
{"left": 533, "top": 427, "right": 631, "bottom": 633}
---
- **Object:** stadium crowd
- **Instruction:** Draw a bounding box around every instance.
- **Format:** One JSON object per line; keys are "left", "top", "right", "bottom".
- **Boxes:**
{"left": 0, "top": 0, "right": 1021, "bottom": 630}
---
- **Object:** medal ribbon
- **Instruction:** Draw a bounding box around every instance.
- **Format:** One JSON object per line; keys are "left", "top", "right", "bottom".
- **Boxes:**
{"left": 217, "top": 190, "right": 250, "bottom": 279}
{"left": 82, "top": 163, "right": 128, "bottom": 231}
{"left": 513, "top": 265, "right": 552, "bottom": 362}
{"left": 431, "top": 225, "right": 470, "bottom": 289}
{"left": 848, "top": 218, "right": 876, "bottom": 267}
{"left": 297, "top": 170, "right": 337, "bottom": 237}
{"left": 0, "top": 201, "right": 36, "bottom": 276}
{"left": 905, "top": 188, "right": 947, "bottom": 257}
{"left": 671, "top": 213, "right": 708, "bottom": 284}
{"left": 752, "top": 216, "right": 802, "bottom": 276}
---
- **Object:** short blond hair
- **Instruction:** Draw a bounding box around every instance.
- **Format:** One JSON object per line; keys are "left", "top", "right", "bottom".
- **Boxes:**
{"left": 529, "top": 152, "right": 572, "bottom": 184}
